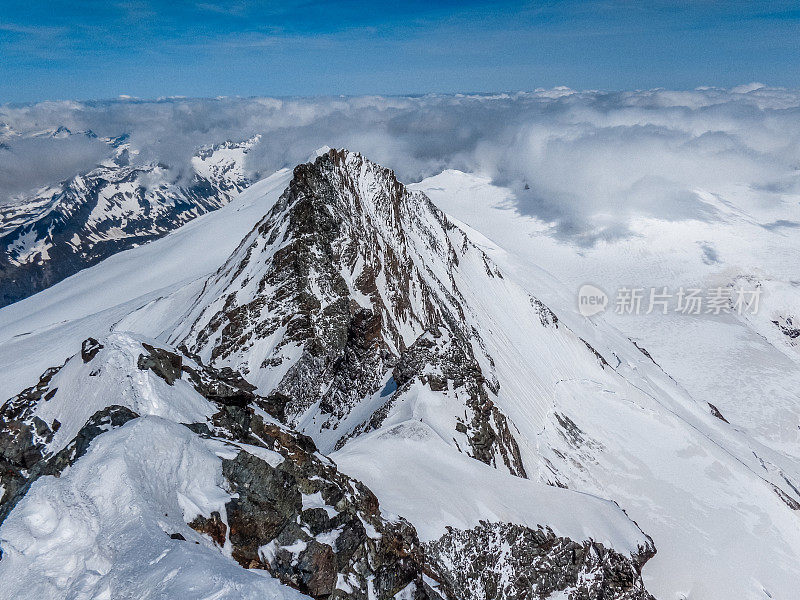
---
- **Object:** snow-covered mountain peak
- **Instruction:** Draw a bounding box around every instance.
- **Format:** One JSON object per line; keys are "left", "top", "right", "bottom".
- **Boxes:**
{"left": 4, "top": 150, "right": 799, "bottom": 599}
{"left": 0, "top": 222, "right": 657, "bottom": 600}
{"left": 168, "top": 149, "right": 532, "bottom": 474}
{"left": 0, "top": 138, "right": 257, "bottom": 307}
{"left": 307, "top": 145, "right": 333, "bottom": 161}
{"left": 192, "top": 135, "right": 260, "bottom": 184}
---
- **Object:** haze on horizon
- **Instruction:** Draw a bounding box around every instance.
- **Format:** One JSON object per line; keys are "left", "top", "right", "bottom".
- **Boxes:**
{"left": 1, "top": 0, "right": 799, "bottom": 103}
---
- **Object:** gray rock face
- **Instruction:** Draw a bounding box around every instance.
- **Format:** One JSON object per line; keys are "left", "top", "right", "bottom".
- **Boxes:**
{"left": 204, "top": 405, "right": 444, "bottom": 600}
{"left": 160, "top": 344, "right": 445, "bottom": 599}
{"left": 80, "top": 337, "right": 104, "bottom": 362}
{"left": 179, "top": 149, "right": 528, "bottom": 474}
{"left": 137, "top": 342, "right": 184, "bottom": 384}
{"left": 424, "top": 521, "right": 656, "bottom": 600}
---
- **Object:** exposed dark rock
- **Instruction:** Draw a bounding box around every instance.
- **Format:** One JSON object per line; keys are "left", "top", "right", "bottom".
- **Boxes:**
{"left": 191, "top": 399, "right": 445, "bottom": 600}
{"left": 531, "top": 297, "right": 559, "bottom": 328}
{"left": 189, "top": 511, "right": 227, "bottom": 547}
{"left": 182, "top": 360, "right": 259, "bottom": 408}
{"left": 631, "top": 340, "right": 655, "bottom": 362}
{"left": 0, "top": 362, "right": 65, "bottom": 421}
{"left": 135, "top": 341, "right": 264, "bottom": 409}
{"left": 554, "top": 413, "right": 601, "bottom": 453}
{"left": 424, "top": 521, "right": 656, "bottom": 600}
{"left": 47, "top": 405, "right": 139, "bottom": 474}
{"left": 773, "top": 485, "right": 800, "bottom": 511}
{"left": 580, "top": 338, "right": 610, "bottom": 369}
{"left": 708, "top": 403, "right": 730, "bottom": 423}
{"left": 81, "top": 337, "right": 104, "bottom": 363}
{"left": 0, "top": 363, "right": 68, "bottom": 522}
{"left": 0, "top": 419, "right": 44, "bottom": 515}
{"left": 772, "top": 316, "right": 800, "bottom": 340}
{"left": 138, "top": 342, "right": 183, "bottom": 385}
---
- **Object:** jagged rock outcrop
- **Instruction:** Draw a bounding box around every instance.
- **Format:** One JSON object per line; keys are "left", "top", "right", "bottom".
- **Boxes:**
{"left": 0, "top": 337, "right": 447, "bottom": 600}
{"left": 773, "top": 315, "right": 800, "bottom": 341}
{"left": 176, "top": 148, "right": 527, "bottom": 475}
{"left": 424, "top": 521, "right": 655, "bottom": 600}
{"left": 204, "top": 403, "right": 444, "bottom": 600}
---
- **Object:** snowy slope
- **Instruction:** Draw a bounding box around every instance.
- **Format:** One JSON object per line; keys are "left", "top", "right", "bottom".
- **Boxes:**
{"left": 1, "top": 150, "right": 797, "bottom": 599}
{"left": 414, "top": 170, "right": 800, "bottom": 600}
{"left": 415, "top": 170, "right": 800, "bottom": 456}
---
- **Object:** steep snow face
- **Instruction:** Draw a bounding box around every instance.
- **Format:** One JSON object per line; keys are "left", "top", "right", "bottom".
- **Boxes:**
{"left": 416, "top": 169, "right": 800, "bottom": 459}
{"left": 0, "top": 138, "right": 257, "bottom": 307}
{"left": 332, "top": 421, "right": 649, "bottom": 554}
{"left": 414, "top": 170, "right": 800, "bottom": 600}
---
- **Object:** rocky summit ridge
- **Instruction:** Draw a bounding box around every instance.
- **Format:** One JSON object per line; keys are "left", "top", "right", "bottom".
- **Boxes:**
{"left": 0, "top": 149, "right": 658, "bottom": 600}
{"left": 171, "top": 149, "right": 532, "bottom": 475}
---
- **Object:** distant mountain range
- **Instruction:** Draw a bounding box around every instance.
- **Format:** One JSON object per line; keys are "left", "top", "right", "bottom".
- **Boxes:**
{"left": 0, "top": 130, "right": 257, "bottom": 307}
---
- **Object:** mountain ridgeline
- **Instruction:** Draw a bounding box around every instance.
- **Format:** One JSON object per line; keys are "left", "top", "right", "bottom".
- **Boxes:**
{"left": 0, "top": 137, "right": 256, "bottom": 307}
{"left": 18, "top": 148, "right": 788, "bottom": 599}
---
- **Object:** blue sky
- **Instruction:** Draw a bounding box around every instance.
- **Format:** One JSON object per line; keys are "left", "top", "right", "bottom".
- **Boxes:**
{"left": 1, "top": 1, "right": 799, "bottom": 103}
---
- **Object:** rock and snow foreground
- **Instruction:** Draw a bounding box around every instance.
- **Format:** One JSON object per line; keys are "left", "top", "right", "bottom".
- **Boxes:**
{"left": 0, "top": 149, "right": 797, "bottom": 599}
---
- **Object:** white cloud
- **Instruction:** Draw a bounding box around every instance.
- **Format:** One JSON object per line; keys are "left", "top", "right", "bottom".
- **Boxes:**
{"left": 2, "top": 86, "right": 799, "bottom": 244}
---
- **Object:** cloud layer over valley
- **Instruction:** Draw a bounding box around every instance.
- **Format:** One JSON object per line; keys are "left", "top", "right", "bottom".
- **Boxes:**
{"left": 2, "top": 85, "right": 800, "bottom": 244}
